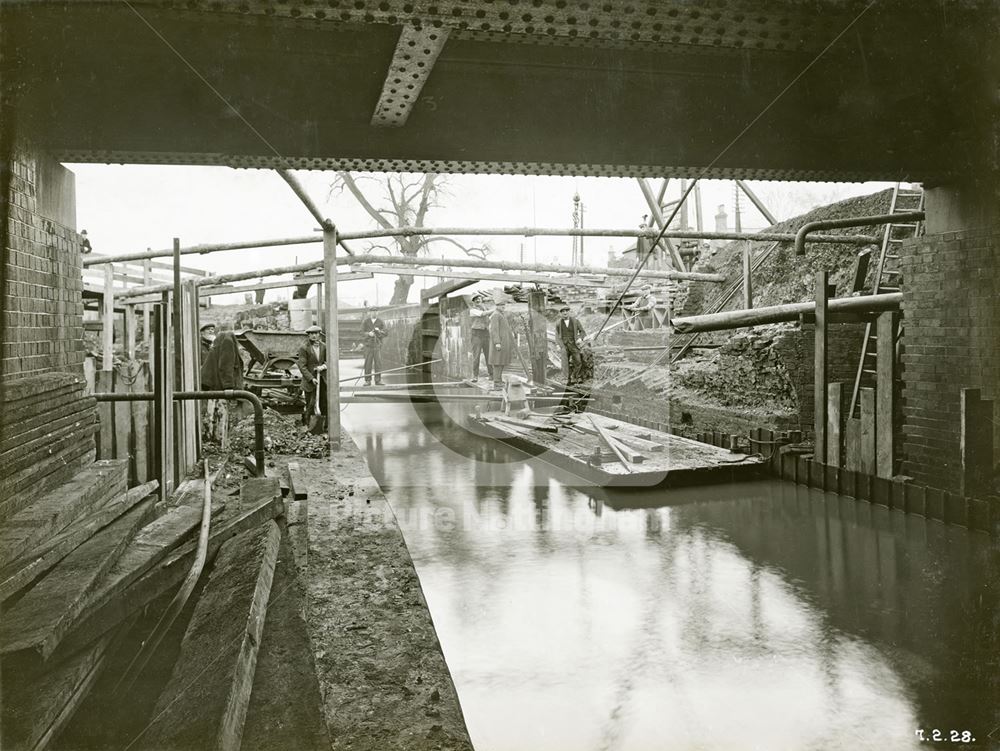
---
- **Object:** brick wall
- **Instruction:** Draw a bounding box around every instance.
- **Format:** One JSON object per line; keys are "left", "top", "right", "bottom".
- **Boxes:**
{"left": 773, "top": 322, "right": 866, "bottom": 431}
{"left": 3, "top": 143, "right": 85, "bottom": 379}
{"left": 901, "top": 229, "right": 1000, "bottom": 492}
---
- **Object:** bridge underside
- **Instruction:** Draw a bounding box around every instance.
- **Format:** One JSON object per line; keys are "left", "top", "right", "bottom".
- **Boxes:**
{"left": 2, "top": 1, "right": 997, "bottom": 182}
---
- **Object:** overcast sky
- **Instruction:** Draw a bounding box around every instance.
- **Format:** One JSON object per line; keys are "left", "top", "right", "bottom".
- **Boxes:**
{"left": 68, "top": 164, "right": 893, "bottom": 306}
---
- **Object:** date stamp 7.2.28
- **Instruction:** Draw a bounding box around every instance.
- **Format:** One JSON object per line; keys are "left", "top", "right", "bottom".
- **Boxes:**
{"left": 915, "top": 729, "right": 977, "bottom": 743}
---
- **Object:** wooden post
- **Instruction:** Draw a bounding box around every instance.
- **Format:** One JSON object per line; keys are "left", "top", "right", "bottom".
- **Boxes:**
{"left": 125, "top": 305, "right": 137, "bottom": 361}
{"left": 844, "top": 418, "right": 862, "bottom": 472}
{"left": 173, "top": 238, "right": 182, "bottom": 391}
{"left": 814, "top": 271, "right": 829, "bottom": 463}
{"left": 961, "top": 389, "right": 994, "bottom": 498}
{"left": 742, "top": 242, "right": 753, "bottom": 309}
{"left": 315, "top": 283, "right": 324, "bottom": 329}
{"left": 826, "top": 382, "right": 842, "bottom": 467}
{"left": 528, "top": 290, "right": 548, "bottom": 385}
{"left": 860, "top": 387, "right": 876, "bottom": 475}
{"left": 103, "top": 264, "right": 114, "bottom": 370}
{"left": 875, "top": 310, "right": 898, "bottom": 479}
{"left": 323, "top": 227, "right": 341, "bottom": 451}
{"left": 143, "top": 258, "right": 153, "bottom": 368}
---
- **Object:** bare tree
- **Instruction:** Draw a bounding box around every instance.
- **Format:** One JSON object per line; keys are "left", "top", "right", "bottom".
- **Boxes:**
{"left": 331, "top": 172, "right": 490, "bottom": 304}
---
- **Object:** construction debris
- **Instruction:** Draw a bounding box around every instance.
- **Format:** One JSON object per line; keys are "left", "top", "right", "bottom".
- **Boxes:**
{"left": 231, "top": 408, "right": 329, "bottom": 459}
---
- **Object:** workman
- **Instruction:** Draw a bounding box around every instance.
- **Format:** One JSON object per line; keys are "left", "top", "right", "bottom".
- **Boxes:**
{"left": 469, "top": 295, "right": 491, "bottom": 382}
{"left": 298, "top": 325, "right": 327, "bottom": 422}
{"left": 556, "top": 304, "right": 587, "bottom": 380}
{"left": 488, "top": 299, "right": 515, "bottom": 391}
{"left": 626, "top": 285, "right": 657, "bottom": 329}
{"left": 361, "top": 307, "right": 387, "bottom": 386}
{"left": 200, "top": 323, "right": 243, "bottom": 391}
{"left": 199, "top": 323, "right": 217, "bottom": 366}
{"left": 200, "top": 323, "right": 243, "bottom": 442}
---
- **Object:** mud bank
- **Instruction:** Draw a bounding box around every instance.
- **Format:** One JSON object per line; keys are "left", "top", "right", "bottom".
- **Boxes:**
{"left": 295, "top": 436, "right": 473, "bottom": 751}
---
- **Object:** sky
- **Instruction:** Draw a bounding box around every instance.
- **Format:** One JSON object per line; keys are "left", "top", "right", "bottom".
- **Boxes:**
{"left": 68, "top": 164, "right": 894, "bottom": 306}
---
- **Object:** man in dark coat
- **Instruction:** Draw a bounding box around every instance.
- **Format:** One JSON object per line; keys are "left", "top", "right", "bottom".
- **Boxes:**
{"left": 361, "top": 307, "right": 387, "bottom": 385}
{"left": 199, "top": 323, "right": 216, "bottom": 366}
{"left": 298, "top": 325, "right": 327, "bottom": 422}
{"left": 555, "top": 304, "right": 586, "bottom": 380}
{"left": 200, "top": 327, "right": 243, "bottom": 390}
{"left": 488, "top": 299, "right": 515, "bottom": 390}
{"left": 200, "top": 324, "right": 243, "bottom": 441}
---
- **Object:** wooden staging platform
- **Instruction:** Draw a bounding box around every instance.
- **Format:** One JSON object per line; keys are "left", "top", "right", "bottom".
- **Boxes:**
{"left": 470, "top": 411, "right": 764, "bottom": 488}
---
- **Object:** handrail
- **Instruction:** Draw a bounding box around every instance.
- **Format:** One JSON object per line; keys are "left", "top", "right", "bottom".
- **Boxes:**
{"left": 94, "top": 389, "right": 266, "bottom": 477}
{"left": 794, "top": 212, "right": 925, "bottom": 255}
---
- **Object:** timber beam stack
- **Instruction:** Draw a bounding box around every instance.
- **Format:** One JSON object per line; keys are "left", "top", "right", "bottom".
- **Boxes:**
{"left": 0, "top": 373, "right": 97, "bottom": 515}
{"left": 0, "top": 463, "right": 297, "bottom": 750}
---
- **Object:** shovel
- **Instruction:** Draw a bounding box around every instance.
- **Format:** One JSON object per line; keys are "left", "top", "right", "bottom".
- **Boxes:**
{"left": 308, "top": 372, "right": 327, "bottom": 435}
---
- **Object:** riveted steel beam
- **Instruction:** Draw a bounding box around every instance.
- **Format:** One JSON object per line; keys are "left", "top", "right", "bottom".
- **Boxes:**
{"left": 373, "top": 25, "right": 450, "bottom": 127}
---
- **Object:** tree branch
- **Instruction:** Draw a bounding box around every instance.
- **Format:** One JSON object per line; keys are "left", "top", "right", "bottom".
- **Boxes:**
{"left": 425, "top": 235, "right": 491, "bottom": 259}
{"left": 414, "top": 174, "right": 437, "bottom": 227}
{"left": 335, "top": 171, "right": 394, "bottom": 229}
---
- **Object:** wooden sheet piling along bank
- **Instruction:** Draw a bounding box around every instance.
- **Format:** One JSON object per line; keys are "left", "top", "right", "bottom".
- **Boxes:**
{"left": 471, "top": 411, "right": 763, "bottom": 487}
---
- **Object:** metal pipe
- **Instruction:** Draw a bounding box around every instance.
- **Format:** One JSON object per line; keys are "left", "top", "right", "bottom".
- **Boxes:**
{"left": 671, "top": 292, "right": 902, "bottom": 334}
{"left": 276, "top": 169, "right": 332, "bottom": 232}
{"left": 115, "top": 460, "right": 213, "bottom": 694}
{"left": 338, "top": 226, "right": 878, "bottom": 245}
{"left": 84, "top": 226, "right": 879, "bottom": 269}
{"left": 735, "top": 180, "right": 778, "bottom": 226}
{"left": 338, "top": 358, "right": 443, "bottom": 384}
{"left": 94, "top": 390, "right": 266, "bottom": 477}
{"left": 795, "top": 212, "right": 925, "bottom": 255}
{"left": 82, "top": 235, "right": 320, "bottom": 267}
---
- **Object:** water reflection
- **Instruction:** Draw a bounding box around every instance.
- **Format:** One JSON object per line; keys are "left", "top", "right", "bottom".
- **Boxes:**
{"left": 342, "top": 395, "right": 998, "bottom": 751}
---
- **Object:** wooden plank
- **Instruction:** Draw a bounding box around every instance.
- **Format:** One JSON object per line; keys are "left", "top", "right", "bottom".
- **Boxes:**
{"left": 137, "top": 521, "right": 281, "bottom": 751}
{"left": 2, "top": 627, "right": 123, "bottom": 751}
{"left": 827, "top": 382, "right": 842, "bottom": 467}
{"left": 875, "top": 310, "right": 897, "bottom": 478}
{"left": 1, "top": 498, "right": 156, "bottom": 658}
{"left": 239, "top": 477, "right": 281, "bottom": 513}
{"left": 83, "top": 357, "right": 96, "bottom": 395}
{"left": 96, "top": 369, "right": 113, "bottom": 459}
{"left": 814, "top": 271, "right": 828, "bottom": 463}
{"left": 860, "top": 387, "right": 876, "bottom": 476}
{"left": 961, "top": 388, "right": 994, "bottom": 498}
{"left": 0, "top": 407, "right": 98, "bottom": 464}
{"left": 113, "top": 367, "right": 132, "bottom": 468}
{"left": 132, "top": 364, "right": 151, "bottom": 483}
{"left": 0, "top": 481, "right": 158, "bottom": 601}
{"left": 844, "top": 418, "right": 862, "bottom": 472}
{"left": 587, "top": 415, "right": 632, "bottom": 469}
{"left": 103, "top": 264, "right": 114, "bottom": 370}
{"left": 57, "top": 496, "right": 284, "bottom": 658}
{"left": 287, "top": 461, "right": 308, "bottom": 501}
{"left": 125, "top": 304, "right": 137, "bottom": 359}
{"left": 0, "top": 460, "right": 127, "bottom": 569}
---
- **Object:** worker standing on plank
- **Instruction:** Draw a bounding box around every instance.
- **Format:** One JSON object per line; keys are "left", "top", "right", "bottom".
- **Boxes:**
{"left": 469, "top": 295, "right": 491, "bottom": 382}
{"left": 361, "top": 307, "right": 387, "bottom": 386}
{"left": 298, "top": 325, "right": 327, "bottom": 424}
{"left": 488, "top": 298, "right": 515, "bottom": 391}
{"left": 200, "top": 322, "right": 243, "bottom": 442}
{"left": 626, "top": 285, "right": 657, "bottom": 329}
{"left": 556, "top": 304, "right": 586, "bottom": 380}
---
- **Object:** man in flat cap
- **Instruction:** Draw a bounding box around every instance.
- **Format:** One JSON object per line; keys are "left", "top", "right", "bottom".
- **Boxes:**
{"left": 556, "top": 304, "right": 586, "bottom": 381}
{"left": 361, "top": 307, "right": 387, "bottom": 385}
{"left": 298, "top": 325, "right": 327, "bottom": 423}
{"left": 627, "top": 284, "right": 657, "bottom": 329}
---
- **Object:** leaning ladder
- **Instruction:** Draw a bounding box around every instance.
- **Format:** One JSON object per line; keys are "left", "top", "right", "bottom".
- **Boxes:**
{"left": 848, "top": 184, "right": 924, "bottom": 418}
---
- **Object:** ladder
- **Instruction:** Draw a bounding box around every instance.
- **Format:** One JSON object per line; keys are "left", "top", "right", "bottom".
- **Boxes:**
{"left": 670, "top": 240, "right": 782, "bottom": 364}
{"left": 848, "top": 184, "right": 924, "bottom": 418}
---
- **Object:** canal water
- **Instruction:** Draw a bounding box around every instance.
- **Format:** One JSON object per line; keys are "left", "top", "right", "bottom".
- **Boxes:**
{"left": 341, "top": 381, "right": 999, "bottom": 750}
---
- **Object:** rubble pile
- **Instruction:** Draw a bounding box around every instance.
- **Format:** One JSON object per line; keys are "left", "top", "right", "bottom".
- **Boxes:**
{"left": 231, "top": 409, "right": 330, "bottom": 459}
